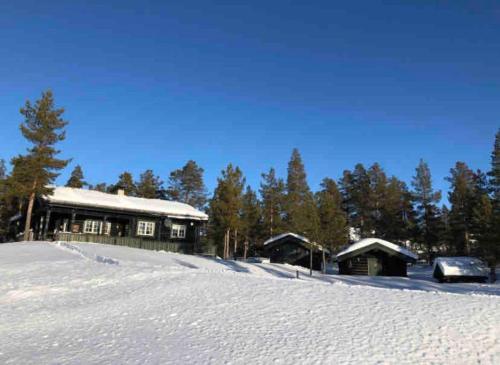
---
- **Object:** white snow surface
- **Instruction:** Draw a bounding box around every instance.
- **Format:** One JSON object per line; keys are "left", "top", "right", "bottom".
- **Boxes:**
{"left": 337, "top": 237, "right": 418, "bottom": 260}
{"left": 434, "top": 257, "right": 490, "bottom": 277}
{"left": 44, "top": 186, "right": 208, "bottom": 220}
{"left": 1, "top": 241, "right": 499, "bottom": 365}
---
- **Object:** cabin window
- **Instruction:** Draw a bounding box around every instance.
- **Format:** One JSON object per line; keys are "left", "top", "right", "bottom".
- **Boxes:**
{"left": 137, "top": 221, "right": 155, "bottom": 236}
{"left": 171, "top": 224, "right": 186, "bottom": 239}
{"left": 83, "top": 220, "right": 102, "bottom": 234}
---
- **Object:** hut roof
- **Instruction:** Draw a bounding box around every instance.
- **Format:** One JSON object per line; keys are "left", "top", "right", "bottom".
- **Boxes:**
{"left": 336, "top": 238, "right": 417, "bottom": 261}
{"left": 43, "top": 186, "right": 208, "bottom": 221}
{"left": 263, "top": 232, "right": 329, "bottom": 253}
{"left": 433, "top": 257, "right": 489, "bottom": 277}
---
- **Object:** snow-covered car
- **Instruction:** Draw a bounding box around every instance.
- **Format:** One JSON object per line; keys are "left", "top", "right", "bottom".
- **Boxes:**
{"left": 433, "top": 257, "right": 490, "bottom": 283}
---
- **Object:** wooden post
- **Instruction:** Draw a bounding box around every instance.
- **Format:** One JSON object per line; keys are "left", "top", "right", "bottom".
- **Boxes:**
{"left": 296, "top": 270, "right": 299, "bottom": 279}
{"left": 322, "top": 249, "right": 326, "bottom": 274}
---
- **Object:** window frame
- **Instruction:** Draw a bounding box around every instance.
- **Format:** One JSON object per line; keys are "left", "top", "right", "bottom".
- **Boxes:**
{"left": 83, "top": 220, "right": 102, "bottom": 234}
{"left": 137, "top": 220, "right": 155, "bottom": 237}
{"left": 171, "top": 223, "right": 187, "bottom": 239}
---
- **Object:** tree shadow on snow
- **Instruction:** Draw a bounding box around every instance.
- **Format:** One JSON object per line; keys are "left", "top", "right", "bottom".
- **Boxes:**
{"left": 196, "top": 256, "right": 250, "bottom": 273}
{"left": 172, "top": 259, "right": 199, "bottom": 269}
{"left": 255, "top": 264, "right": 296, "bottom": 279}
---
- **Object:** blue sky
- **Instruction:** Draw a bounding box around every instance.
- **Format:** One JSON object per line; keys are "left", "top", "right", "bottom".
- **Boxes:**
{"left": 0, "top": 1, "right": 498, "bottom": 203}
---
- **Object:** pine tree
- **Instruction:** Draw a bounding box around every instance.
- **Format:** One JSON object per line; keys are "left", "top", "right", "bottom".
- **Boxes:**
{"left": 109, "top": 172, "right": 137, "bottom": 196}
{"left": 339, "top": 164, "right": 373, "bottom": 238}
{"left": 368, "top": 163, "right": 388, "bottom": 236}
{"left": 446, "top": 162, "right": 475, "bottom": 255}
{"left": 136, "top": 170, "right": 164, "bottom": 199}
{"left": 166, "top": 160, "right": 207, "bottom": 209}
{"left": 412, "top": 159, "right": 442, "bottom": 261}
{"left": 379, "top": 177, "right": 417, "bottom": 243}
{"left": 259, "top": 168, "right": 286, "bottom": 238}
{"left": 316, "top": 178, "right": 348, "bottom": 252}
{"left": 65, "top": 165, "right": 86, "bottom": 188}
{"left": 91, "top": 183, "right": 108, "bottom": 193}
{"left": 482, "top": 130, "right": 500, "bottom": 272}
{"left": 209, "top": 164, "right": 245, "bottom": 258}
{"left": 240, "top": 185, "right": 262, "bottom": 257}
{"left": 17, "top": 90, "right": 69, "bottom": 241}
{"left": 284, "top": 149, "right": 320, "bottom": 240}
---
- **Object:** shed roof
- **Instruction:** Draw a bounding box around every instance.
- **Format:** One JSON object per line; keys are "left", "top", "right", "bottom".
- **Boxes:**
{"left": 433, "top": 257, "right": 489, "bottom": 277}
{"left": 43, "top": 186, "right": 208, "bottom": 221}
{"left": 336, "top": 238, "right": 418, "bottom": 261}
{"left": 263, "top": 232, "right": 329, "bottom": 253}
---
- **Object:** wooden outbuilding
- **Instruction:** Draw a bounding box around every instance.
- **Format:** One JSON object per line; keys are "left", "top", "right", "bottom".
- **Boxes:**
{"left": 337, "top": 238, "right": 417, "bottom": 277}
{"left": 263, "top": 233, "right": 329, "bottom": 270}
{"left": 433, "top": 257, "right": 489, "bottom": 283}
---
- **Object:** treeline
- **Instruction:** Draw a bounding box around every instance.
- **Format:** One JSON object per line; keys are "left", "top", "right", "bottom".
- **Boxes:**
{"left": 0, "top": 91, "right": 498, "bottom": 268}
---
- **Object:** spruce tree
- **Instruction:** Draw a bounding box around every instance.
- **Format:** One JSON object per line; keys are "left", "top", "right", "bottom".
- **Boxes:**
{"left": 240, "top": 185, "right": 262, "bottom": 257}
{"left": 446, "top": 162, "right": 475, "bottom": 255}
{"left": 412, "top": 159, "right": 442, "bottom": 261}
{"left": 259, "top": 168, "right": 286, "bottom": 237}
{"left": 316, "top": 178, "right": 348, "bottom": 252}
{"left": 109, "top": 172, "right": 137, "bottom": 196}
{"left": 284, "top": 149, "right": 320, "bottom": 241}
{"left": 209, "top": 164, "right": 245, "bottom": 258}
{"left": 65, "top": 165, "right": 86, "bottom": 188}
{"left": 17, "top": 90, "right": 69, "bottom": 241}
{"left": 166, "top": 160, "right": 207, "bottom": 209}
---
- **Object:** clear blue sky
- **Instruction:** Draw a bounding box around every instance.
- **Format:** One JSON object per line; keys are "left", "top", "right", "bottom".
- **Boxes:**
{"left": 0, "top": 1, "right": 498, "bottom": 203}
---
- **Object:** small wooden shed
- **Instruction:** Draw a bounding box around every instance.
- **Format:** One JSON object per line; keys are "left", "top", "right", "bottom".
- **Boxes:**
{"left": 337, "top": 238, "right": 417, "bottom": 277}
{"left": 433, "top": 257, "right": 489, "bottom": 283}
{"left": 263, "top": 232, "right": 329, "bottom": 270}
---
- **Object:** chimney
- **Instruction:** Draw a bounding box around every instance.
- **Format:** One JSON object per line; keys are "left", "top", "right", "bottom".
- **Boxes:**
{"left": 117, "top": 189, "right": 125, "bottom": 196}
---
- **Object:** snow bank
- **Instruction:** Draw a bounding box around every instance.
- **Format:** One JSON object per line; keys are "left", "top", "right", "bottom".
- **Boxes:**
{"left": 0, "top": 242, "right": 499, "bottom": 364}
{"left": 44, "top": 186, "right": 208, "bottom": 220}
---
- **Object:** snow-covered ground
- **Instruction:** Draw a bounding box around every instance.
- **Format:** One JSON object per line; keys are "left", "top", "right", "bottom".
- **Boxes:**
{"left": 1, "top": 242, "right": 499, "bottom": 364}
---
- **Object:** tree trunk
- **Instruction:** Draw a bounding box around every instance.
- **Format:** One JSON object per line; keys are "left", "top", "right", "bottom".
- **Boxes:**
{"left": 322, "top": 250, "right": 326, "bottom": 274}
{"left": 23, "top": 188, "right": 36, "bottom": 241}
{"left": 244, "top": 239, "right": 248, "bottom": 260}
{"left": 233, "top": 229, "right": 238, "bottom": 258}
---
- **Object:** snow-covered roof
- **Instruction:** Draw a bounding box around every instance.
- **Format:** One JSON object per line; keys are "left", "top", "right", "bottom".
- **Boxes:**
{"left": 337, "top": 238, "right": 418, "bottom": 260}
{"left": 44, "top": 186, "right": 208, "bottom": 221}
{"left": 434, "top": 257, "right": 489, "bottom": 277}
{"left": 263, "top": 232, "right": 310, "bottom": 246}
{"left": 263, "top": 232, "right": 329, "bottom": 252}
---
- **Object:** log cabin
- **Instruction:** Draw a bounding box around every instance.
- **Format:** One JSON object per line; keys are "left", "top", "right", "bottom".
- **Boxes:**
{"left": 10, "top": 186, "right": 209, "bottom": 254}
{"left": 337, "top": 238, "right": 417, "bottom": 276}
{"left": 263, "top": 232, "right": 329, "bottom": 270}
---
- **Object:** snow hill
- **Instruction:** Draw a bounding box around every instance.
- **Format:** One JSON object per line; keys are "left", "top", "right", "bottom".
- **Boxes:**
{"left": 1, "top": 242, "right": 499, "bottom": 364}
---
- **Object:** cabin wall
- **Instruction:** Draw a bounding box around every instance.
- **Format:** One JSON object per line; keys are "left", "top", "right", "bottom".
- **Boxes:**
{"left": 338, "top": 250, "right": 408, "bottom": 277}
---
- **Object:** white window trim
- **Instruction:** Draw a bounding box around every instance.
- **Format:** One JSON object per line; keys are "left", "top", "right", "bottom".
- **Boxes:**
{"left": 171, "top": 224, "right": 187, "bottom": 239}
{"left": 137, "top": 221, "right": 155, "bottom": 237}
{"left": 83, "top": 220, "right": 102, "bottom": 234}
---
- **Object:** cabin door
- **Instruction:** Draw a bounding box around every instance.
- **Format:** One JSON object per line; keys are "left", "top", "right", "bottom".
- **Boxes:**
{"left": 367, "top": 257, "right": 380, "bottom": 276}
